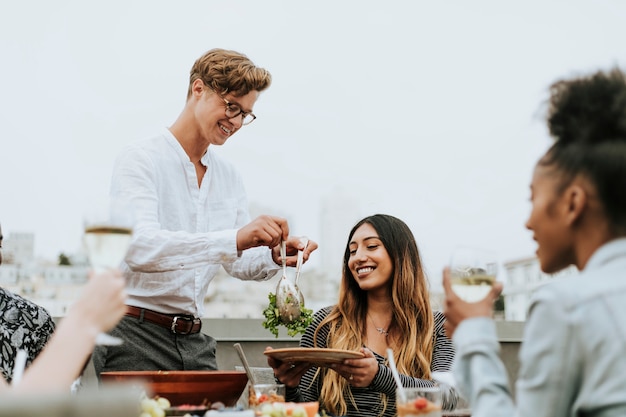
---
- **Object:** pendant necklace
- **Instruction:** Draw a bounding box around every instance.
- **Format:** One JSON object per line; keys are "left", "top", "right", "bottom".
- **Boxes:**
{"left": 367, "top": 313, "right": 389, "bottom": 337}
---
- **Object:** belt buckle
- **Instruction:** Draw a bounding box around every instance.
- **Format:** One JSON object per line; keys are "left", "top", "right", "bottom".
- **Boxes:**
{"left": 171, "top": 316, "right": 192, "bottom": 335}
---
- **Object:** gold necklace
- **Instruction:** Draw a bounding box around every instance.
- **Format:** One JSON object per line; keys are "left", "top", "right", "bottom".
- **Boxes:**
{"left": 367, "top": 313, "right": 389, "bottom": 337}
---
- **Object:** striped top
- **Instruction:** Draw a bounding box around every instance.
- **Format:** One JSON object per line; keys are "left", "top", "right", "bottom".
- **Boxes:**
{"left": 286, "top": 306, "right": 457, "bottom": 417}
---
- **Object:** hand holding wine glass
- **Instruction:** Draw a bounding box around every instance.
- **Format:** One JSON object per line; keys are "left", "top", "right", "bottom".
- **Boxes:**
{"left": 82, "top": 198, "right": 134, "bottom": 345}
{"left": 83, "top": 200, "right": 134, "bottom": 273}
{"left": 449, "top": 246, "right": 498, "bottom": 303}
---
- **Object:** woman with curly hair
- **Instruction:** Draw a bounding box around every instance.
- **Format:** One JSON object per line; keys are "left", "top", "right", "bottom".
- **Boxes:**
{"left": 444, "top": 68, "right": 626, "bottom": 416}
{"left": 270, "top": 214, "right": 457, "bottom": 416}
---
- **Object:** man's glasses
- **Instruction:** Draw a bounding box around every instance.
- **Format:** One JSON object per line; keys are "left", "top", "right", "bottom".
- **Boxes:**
{"left": 217, "top": 95, "right": 256, "bottom": 126}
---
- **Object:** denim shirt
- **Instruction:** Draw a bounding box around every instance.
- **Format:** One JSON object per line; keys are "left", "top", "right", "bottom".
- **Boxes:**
{"left": 452, "top": 238, "right": 626, "bottom": 417}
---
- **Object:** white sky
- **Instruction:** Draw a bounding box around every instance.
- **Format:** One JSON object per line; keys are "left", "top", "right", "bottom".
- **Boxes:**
{"left": 2, "top": 1, "right": 626, "bottom": 286}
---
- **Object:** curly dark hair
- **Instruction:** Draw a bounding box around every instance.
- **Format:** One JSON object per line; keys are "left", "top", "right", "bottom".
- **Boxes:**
{"left": 540, "top": 68, "right": 626, "bottom": 234}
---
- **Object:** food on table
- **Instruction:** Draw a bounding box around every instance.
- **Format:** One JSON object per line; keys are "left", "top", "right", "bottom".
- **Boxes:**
{"left": 248, "top": 385, "right": 286, "bottom": 408}
{"left": 280, "top": 402, "right": 319, "bottom": 417}
{"left": 257, "top": 402, "right": 320, "bottom": 417}
{"left": 140, "top": 396, "right": 171, "bottom": 417}
{"left": 396, "top": 397, "right": 442, "bottom": 417}
{"left": 140, "top": 394, "right": 215, "bottom": 417}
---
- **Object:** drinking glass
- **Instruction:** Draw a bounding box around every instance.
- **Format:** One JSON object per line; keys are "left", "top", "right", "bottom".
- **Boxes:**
{"left": 396, "top": 386, "right": 442, "bottom": 417}
{"left": 83, "top": 198, "right": 134, "bottom": 345}
{"left": 248, "top": 383, "right": 285, "bottom": 412}
{"left": 449, "top": 246, "right": 498, "bottom": 303}
{"left": 83, "top": 199, "right": 134, "bottom": 272}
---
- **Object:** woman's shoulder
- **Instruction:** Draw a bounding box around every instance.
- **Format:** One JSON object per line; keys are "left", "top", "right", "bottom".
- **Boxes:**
{"left": 433, "top": 310, "right": 445, "bottom": 321}
{"left": 432, "top": 310, "right": 446, "bottom": 330}
{"left": 313, "top": 305, "right": 335, "bottom": 321}
{"left": 309, "top": 305, "right": 339, "bottom": 331}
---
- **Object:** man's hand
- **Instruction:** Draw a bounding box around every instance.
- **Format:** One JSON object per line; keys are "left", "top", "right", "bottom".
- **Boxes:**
{"left": 271, "top": 236, "right": 319, "bottom": 267}
{"left": 236, "top": 215, "right": 289, "bottom": 251}
{"left": 442, "top": 267, "right": 503, "bottom": 338}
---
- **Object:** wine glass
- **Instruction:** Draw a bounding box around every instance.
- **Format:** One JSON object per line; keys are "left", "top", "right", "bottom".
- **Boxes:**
{"left": 83, "top": 198, "right": 134, "bottom": 346}
{"left": 449, "top": 246, "right": 498, "bottom": 303}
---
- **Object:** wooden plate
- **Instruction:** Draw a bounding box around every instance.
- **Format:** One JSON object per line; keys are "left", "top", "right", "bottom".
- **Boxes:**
{"left": 264, "top": 348, "right": 364, "bottom": 366}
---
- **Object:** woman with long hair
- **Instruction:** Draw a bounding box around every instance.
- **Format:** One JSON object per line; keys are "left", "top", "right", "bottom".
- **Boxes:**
{"left": 270, "top": 214, "right": 456, "bottom": 416}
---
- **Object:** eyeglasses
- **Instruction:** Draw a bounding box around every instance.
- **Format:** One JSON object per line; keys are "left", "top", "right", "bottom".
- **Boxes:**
{"left": 218, "top": 95, "right": 256, "bottom": 126}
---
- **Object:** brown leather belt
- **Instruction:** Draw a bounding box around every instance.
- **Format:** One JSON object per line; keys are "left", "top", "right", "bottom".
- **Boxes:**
{"left": 126, "top": 306, "right": 202, "bottom": 335}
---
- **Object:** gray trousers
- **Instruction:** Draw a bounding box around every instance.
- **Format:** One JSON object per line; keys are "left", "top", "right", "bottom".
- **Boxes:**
{"left": 92, "top": 315, "right": 218, "bottom": 379}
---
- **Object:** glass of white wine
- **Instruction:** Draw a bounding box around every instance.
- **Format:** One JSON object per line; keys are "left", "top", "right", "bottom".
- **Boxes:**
{"left": 449, "top": 246, "right": 498, "bottom": 303}
{"left": 83, "top": 198, "right": 134, "bottom": 346}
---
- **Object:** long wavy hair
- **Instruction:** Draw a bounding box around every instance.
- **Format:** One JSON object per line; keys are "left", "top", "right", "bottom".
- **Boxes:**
{"left": 312, "top": 214, "right": 434, "bottom": 416}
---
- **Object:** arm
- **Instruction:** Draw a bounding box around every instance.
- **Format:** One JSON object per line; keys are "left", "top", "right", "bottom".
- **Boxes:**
{"left": 224, "top": 236, "right": 318, "bottom": 281}
{"left": 112, "top": 146, "right": 248, "bottom": 272}
{"left": 513, "top": 287, "right": 578, "bottom": 417}
{"left": 445, "top": 269, "right": 577, "bottom": 417}
{"left": 370, "top": 312, "right": 455, "bottom": 397}
{"left": 267, "top": 307, "right": 331, "bottom": 403}
{"left": 6, "top": 270, "right": 126, "bottom": 392}
{"left": 293, "top": 310, "right": 326, "bottom": 403}
{"left": 114, "top": 144, "right": 306, "bottom": 278}
{"left": 452, "top": 318, "right": 514, "bottom": 417}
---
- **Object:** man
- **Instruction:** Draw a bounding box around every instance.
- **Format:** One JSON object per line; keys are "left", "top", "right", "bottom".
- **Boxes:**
{"left": 443, "top": 68, "right": 626, "bottom": 416}
{"left": 93, "top": 48, "right": 317, "bottom": 376}
{"left": 0, "top": 223, "right": 56, "bottom": 383}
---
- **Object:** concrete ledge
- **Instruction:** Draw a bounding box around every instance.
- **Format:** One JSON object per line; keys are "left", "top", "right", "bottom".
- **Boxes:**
{"left": 495, "top": 320, "right": 525, "bottom": 342}
{"left": 204, "top": 318, "right": 526, "bottom": 342}
{"left": 76, "top": 318, "right": 525, "bottom": 392}
{"left": 202, "top": 318, "right": 300, "bottom": 342}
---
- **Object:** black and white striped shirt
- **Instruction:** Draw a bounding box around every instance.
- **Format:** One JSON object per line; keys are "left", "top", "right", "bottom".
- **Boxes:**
{"left": 286, "top": 306, "right": 456, "bottom": 417}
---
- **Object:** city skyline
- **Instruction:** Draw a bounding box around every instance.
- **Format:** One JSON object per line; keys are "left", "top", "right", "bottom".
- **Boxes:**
{"left": 3, "top": 1, "right": 626, "bottom": 289}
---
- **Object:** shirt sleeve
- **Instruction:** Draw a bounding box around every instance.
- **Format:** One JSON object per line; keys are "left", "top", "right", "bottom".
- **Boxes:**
{"left": 223, "top": 246, "right": 280, "bottom": 281}
{"left": 452, "top": 317, "right": 513, "bottom": 417}
{"left": 514, "top": 287, "right": 578, "bottom": 417}
{"left": 453, "top": 288, "right": 576, "bottom": 417}
{"left": 112, "top": 143, "right": 271, "bottom": 275}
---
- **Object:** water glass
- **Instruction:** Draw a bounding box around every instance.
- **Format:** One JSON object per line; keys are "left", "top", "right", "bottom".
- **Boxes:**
{"left": 248, "top": 383, "right": 285, "bottom": 409}
{"left": 396, "top": 386, "right": 442, "bottom": 417}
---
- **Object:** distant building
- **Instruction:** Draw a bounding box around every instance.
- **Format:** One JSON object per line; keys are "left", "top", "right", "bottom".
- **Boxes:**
{"left": 503, "top": 256, "right": 578, "bottom": 321}
{"left": 0, "top": 263, "right": 19, "bottom": 285}
{"left": 2, "top": 231, "right": 35, "bottom": 266}
{"left": 1, "top": 231, "right": 89, "bottom": 316}
{"left": 319, "top": 188, "right": 361, "bottom": 276}
{"left": 2, "top": 196, "right": 466, "bottom": 320}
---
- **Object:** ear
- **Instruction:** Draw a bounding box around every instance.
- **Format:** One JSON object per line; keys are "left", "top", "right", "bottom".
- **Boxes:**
{"left": 191, "top": 78, "right": 206, "bottom": 98}
{"left": 562, "top": 184, "right": 587, "bottom": 226}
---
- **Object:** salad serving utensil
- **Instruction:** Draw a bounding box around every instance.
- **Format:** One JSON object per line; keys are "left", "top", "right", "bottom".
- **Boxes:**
{"left": 275, "top": 239, "right": 307, "bottom": 324}
{"left": 233, "top": 343, "right": 256, "bottom": 386}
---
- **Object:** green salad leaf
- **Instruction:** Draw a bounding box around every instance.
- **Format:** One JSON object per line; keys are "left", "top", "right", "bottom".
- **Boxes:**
{"left": 262, "top": 292, "right": 313, "bottom": 338}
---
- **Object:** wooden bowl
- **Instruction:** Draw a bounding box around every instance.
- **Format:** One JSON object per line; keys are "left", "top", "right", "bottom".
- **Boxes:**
{"left": 100, "top": 370, "right": 248, "bottom": 407}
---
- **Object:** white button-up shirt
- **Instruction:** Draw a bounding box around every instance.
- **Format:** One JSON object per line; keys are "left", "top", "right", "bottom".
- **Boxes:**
{"left": 453, "top": 238, "right": 626, "bottom": 417}
{"left": 111, "top": 128, "right": 279, "bottom": 317}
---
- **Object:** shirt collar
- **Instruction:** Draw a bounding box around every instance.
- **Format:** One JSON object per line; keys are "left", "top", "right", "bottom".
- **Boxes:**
{"left": 584, "top": 237, "right": 626, "bottom": 271}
